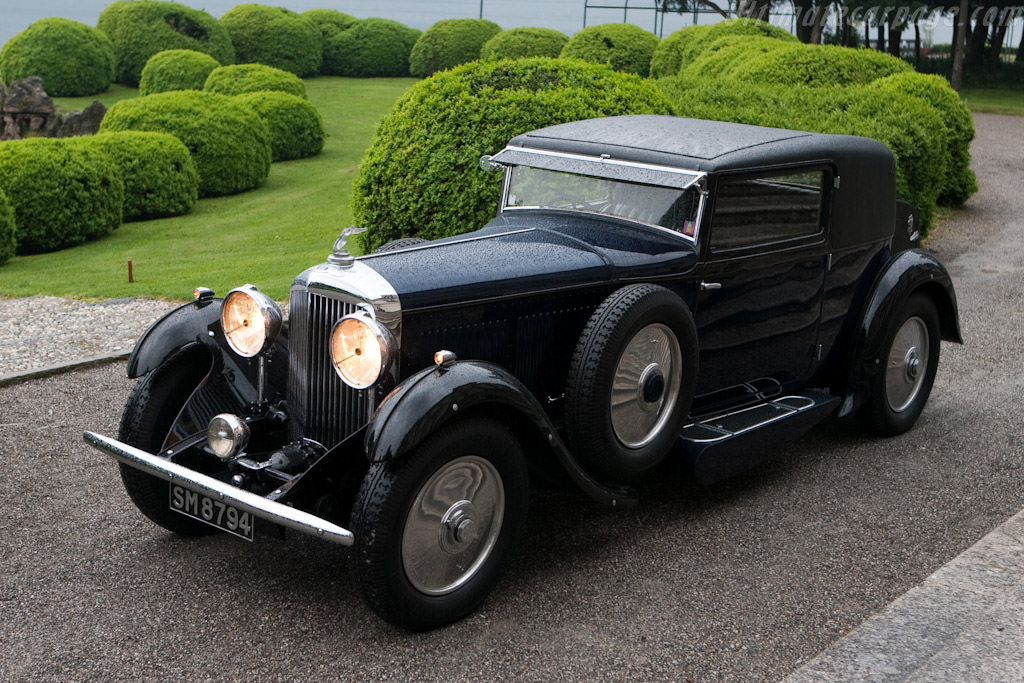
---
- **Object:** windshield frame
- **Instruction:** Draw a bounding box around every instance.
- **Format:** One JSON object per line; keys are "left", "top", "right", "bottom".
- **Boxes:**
{"left": 494, "top": 147, "right": 707, "bottom": 243}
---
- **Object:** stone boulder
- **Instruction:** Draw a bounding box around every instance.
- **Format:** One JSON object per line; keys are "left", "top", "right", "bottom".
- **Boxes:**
{"left": 0, "top": 76, "right": 105, "bottom": 141}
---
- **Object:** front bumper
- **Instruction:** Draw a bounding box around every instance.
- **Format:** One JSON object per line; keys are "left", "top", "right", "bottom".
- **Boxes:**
{"left": 82, "top": 431, "right": 354, "bottom": 546}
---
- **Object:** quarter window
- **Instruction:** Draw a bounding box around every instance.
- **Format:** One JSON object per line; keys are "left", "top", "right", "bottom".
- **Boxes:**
{"left": 710, "top": 170, "right": 825, "bottom": 250}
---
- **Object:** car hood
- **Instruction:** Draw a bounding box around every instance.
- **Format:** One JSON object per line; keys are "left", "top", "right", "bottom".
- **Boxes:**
{"left": 359, "top": 211, "right": 698, "bottom": 311}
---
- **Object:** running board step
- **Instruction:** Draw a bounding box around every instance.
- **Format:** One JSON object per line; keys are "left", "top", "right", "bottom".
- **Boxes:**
{"left": 675, "top": 390, "right": 840, "bottom": 485}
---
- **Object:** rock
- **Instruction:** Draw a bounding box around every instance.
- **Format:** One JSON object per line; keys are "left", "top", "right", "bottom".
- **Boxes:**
{"left": 55, "top": 101, "right": 107, "bottom": 138}
{"left": 0, "top": 77, "right": 106, "bottom": 141}
{"left": 1, "top": 76, "right": 55, "bottom": 116}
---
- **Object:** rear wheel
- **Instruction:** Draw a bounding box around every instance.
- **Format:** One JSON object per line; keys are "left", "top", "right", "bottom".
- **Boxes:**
{"left": 350, "top": 418, "right": 529, "bottom": 631}
{"left": 117, "top": 345, "right": 214, "bottom": 535}
{"left": 857, "top": 294, "right": 941, "bottom": 436}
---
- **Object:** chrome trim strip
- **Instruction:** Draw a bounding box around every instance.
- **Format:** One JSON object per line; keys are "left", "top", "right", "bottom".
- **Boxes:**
{"left": 357, "top": 229, "right": 537, "bottom": 260}
{"left": 496, "top": 145, "right": 706, "bottom": 181}
{"left": 83, "top": 431, "right": 354, "bottom": 546}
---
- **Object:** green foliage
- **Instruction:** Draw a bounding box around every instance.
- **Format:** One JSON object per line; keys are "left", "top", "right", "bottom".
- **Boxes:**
{"left": 81, "top": 131, "right": 198, "bottom": 221}
{"left": 353, "top": 58, "right": 675, "bottom": 249}
{"left": 323, "top": 18, "right": 421, "bottom": 77}
{"left": 98, "top": 1, "right": 235, "bottom": 86}
{"left": 301, "top": 9, "right": 357, "bottom": 41}
{"left": 650, "top": 19, "right": 795, "bottom": 78}
{"left": 680, "top": 35, "right": 795, "bottom": 81}
{"left": 0, "top": 18, "right": 115, "bottom": 97}
{"left": 234, "top": 91, "right": 324, "bottom": 162}
{"left": 480, "top": 27, "right": 569, "bottom": 60}
{"left": 204, "top": 63, "right": 307, "bottom": 98}
{"left": 658, "top": 77, "right": 948, "bottom": 234}
{"left": 219, "top": 4, "right": 322, "bottom": 77}
{"left": 101, "top": 90, "right": 271, "bottom": 198}
{"left": 560, "top": 23, "right": 659, "bottom": 76}
{"left": 139, "top": 49, "right": 220, "bottom": 95}
{"left": 0, "top": 138, "right": 123, "bottom": 254}
{"left": 730, "top": 43, "right": 911, "bottom": 87}
{"left": 0, "top": 189, "right": 14, "bottom": 266}
{"left": 409, "top": 18, "right": 502, "bottom": 78}
{"left": 870, "top": 72, "right": 977, "bottom": 206}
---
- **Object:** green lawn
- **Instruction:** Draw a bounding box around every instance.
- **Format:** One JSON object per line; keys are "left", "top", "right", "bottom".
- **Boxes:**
{"left": 961, "top": 88, "right": 1024, "bottom": 116}
{"left": 0, "top": 77, "right": 415, "bottom": 302}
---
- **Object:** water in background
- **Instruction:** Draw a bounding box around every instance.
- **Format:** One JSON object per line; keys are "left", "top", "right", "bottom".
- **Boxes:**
{"left": 1, "top": 0, "right": 717, "bottom": 49}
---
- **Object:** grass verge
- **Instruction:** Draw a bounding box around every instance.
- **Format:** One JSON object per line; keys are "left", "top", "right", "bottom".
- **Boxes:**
{"left": 0, "top": 77, "right": 415, "bottom": 302}
{"left": 960, "top": 88, "right": 1024, "bottom": 116}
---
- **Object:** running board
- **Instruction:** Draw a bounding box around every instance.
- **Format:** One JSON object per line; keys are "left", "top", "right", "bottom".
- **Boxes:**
{"left": 675, "top": 390, "right": 840, "bottom": 485}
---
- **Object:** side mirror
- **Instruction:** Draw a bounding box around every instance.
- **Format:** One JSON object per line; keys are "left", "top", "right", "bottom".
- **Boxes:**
{"left": 479, "top": 155, "right": 501, "bottom": 173}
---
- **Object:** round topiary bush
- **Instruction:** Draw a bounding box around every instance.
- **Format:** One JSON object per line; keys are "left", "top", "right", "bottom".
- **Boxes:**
{"left": 679, "top": 35, "right": 796, "bottom": 81}
{"left": 409, "top": 18, "right": 502, "bottom": 78}
{"left": 0, "top": 189, "right": 15, "bottom": 266}
{"left": 0, "top": 138, "right": 123, "bottom": 254}
{"left": 233, "top": 91, "right": 324, "bottom": 162}
{"left": 101, "top": 90, "right": 271, "bottom": 198}
{"left": 219, "top": 4, "right": 322, "bottom": 77}
{"left": 81, "top": 131, "right": 199, "bottom": 221}
{"left": 650, "top": 19, "right": 796, "bottom": 78}
{"left": 353, "top": 58, "right": 675, "bottom": 249}
{"left": 480, "top": 27, "right": 569, "bottom": 60}
{"left": 302, "top": 9, "right": 357, "bottom": 41}
{"left": 204, "top": 63, "right": 307, "bottom": 99}
{"left": 560, "top": 23, "right": 660, "bottom": 76}
{"left": 139, "top": 49, "right": 221, "bottom": 96}
{"left": 870, "top": 71, "right": 977, "bottom": 206}
{"left": 98, "top": 1, "right": 235, "bottom": 86}
{"left": 323, "top": 18, "right": 421, "bottom": 77}
{"left": 729, "top": 43, "right": 911, "bottom": 87}
{"left": 0, "top": 18, "right": 115, "bottom": 97}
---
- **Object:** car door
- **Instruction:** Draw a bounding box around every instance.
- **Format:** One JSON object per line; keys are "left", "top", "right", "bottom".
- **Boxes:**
{"left": 692, "top": 167, "right": 831, "bottom": 398}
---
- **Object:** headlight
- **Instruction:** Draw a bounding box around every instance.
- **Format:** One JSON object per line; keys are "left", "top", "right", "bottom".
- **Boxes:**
{"left": 221, "top": 284, "right": 282, "bottom": 358}
{"left": 331, "top": 312, "right": 392, "bottom": 389}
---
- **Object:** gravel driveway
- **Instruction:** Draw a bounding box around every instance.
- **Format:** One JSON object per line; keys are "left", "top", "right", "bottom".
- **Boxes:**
{"left": 1, "top": 113, "right": 1021, "bottom": 681}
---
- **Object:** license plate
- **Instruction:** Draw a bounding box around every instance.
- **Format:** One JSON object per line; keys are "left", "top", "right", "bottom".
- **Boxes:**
{"left": 169, "top": 484, "right": 254, "bottom": 541}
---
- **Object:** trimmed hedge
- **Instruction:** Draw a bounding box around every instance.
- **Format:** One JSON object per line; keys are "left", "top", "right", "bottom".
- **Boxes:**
{"left": 870, "top": 72, "right": 977, "bottom": 206}
{"left": 679, "top": 35, "right": 795, "bottom": 81}
{"left": 409, "top": 19, "right": 501, "bottom": 78}
{"left": 234, "top": 91, "right": 324, "bottom": 162}
{"left": 98, "top": 1, "right": 235, "bottom": 86}
{"left": 560, "top": 23, "right": 659, "bottom": 76}
{"left": 81, "top": 131, "right": 199, "bottom": 221}
{"left": 204, "top": 63, "right": 307, "bottom": 99}
{"left": 301, "top": 9, "right": 357, "bottom": 41}
{"left": 480, "top": 27, "right": 569, "bottom": 60}
{"left": 650, "top": 19, "right": 796, "bottom": 78}
{"left": 0, "top": 189, "right": 14, "bottom": 266}
{"left": 0, "top": 18, "right": 115, "bottom": 97}
{"left": 139, "top": 49, "right": 220, "bottom": 95}
{"left": 353, "top": 58, "right": 675, "bottom": 249}
{"left": 658, "top": 77, "right": 948, "bottom": 233}
{"left": 323, "top": 18, "right": 421, "bottom": 77}
{"left": 729, "top": 43, "right": 912, "bottom": 87}
{"left": 0, "top": 138, "right": 123, "bottom": 254}
{"left": 101, "top": 90, "right": 272, "bottom": 198}
{"left": 219, "top": 4, "right": 322, "bottom": 77}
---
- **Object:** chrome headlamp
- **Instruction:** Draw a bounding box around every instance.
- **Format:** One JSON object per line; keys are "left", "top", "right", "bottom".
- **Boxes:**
{"left": 206, "top": 414, "right": 250, "bottom": 460}
{"left": 330, "top": 311, "right": 393, "bottom": 389}
{"left": 221, "top": 284, "right": 283, "bottom": 358}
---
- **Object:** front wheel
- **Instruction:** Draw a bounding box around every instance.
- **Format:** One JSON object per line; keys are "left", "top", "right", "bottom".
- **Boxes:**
{"left": 350, "top": 418, "right": 529, "bottom": 631}
{"left": 857, "top": 293, "right": 941, "bottom": 436}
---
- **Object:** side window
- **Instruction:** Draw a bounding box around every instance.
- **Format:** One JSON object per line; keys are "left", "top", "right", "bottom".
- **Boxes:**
{"left": 710, "top": 169, "right": 825, "bottom": 251}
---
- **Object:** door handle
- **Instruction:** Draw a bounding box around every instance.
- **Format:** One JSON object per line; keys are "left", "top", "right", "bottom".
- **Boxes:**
{"left": 700, "top": 281, "right": 722, "bottom": 291}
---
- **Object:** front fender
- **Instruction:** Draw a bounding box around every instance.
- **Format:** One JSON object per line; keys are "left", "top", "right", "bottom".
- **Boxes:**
{"left": 837, "top": 248, "right": 962, "bottom": 415}
{"left": 127, "top": 298, "right": 223, "bottom": 378}
{"left": 365, "top": 360, "right": 638, "bottom": 509}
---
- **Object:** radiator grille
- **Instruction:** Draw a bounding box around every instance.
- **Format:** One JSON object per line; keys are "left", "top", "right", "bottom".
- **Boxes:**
{"left": 288, "top": 289, "right": 374, "bottom": 448}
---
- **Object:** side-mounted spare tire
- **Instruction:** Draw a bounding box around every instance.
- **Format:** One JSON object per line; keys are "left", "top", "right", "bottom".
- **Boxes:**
{"left": 565, "top": 284, "right": 698, "bottom": 483}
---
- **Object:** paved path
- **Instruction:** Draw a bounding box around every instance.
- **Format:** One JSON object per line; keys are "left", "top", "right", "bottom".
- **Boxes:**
{"left": 0, "top": 114, "right": 1021, "bottom": 680}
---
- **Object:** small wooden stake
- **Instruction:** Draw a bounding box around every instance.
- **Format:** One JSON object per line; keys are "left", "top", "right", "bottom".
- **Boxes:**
{"left": 127, "top": 260, "right": 134, "bottom": 283}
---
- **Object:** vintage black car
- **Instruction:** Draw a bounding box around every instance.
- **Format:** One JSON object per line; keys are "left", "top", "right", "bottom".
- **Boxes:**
{"left": 84, "top": 115, "right": 962, "bottom": 630}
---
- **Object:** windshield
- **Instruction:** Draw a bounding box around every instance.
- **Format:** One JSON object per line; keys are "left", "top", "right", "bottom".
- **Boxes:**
{"left": 503, "top": 165, "right": 700, "bottom": 239}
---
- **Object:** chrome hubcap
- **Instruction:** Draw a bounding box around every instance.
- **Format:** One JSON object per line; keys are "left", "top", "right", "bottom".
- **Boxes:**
{"left": 402, "top": 456, "right": 504, "bottom": 596}
{"left": 885, "top": 316, "right": 929, "bottom": 413}
{"left": 610, "top": 323, "right": 683, "bottom": 449}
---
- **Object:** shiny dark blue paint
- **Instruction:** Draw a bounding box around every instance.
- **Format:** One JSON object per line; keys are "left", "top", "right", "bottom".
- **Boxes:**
{"left": 126, "top": 298, "right": 221, "bottom": 378}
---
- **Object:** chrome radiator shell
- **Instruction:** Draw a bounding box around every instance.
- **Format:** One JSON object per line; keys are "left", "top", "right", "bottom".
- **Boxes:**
{"left": 287, "top": 260, "right": 401, "bottom": 448}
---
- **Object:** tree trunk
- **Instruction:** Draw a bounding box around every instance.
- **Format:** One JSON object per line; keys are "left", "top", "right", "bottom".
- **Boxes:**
{"left": 988, "top": 14, "right": 1009, "bottom": 69}
{"left": 888, "top": 20, "right": 903, "bottom": 57}
{"left": 914, "top": 22, "right": 921, "bottom": 64}
{"left": 810, "top": 1, "right": 831, "bottom": 45}
{"left": 793, "top": 0, "right": 814, "bottom": 43}
{"left": 865, "top": 19, "right": 870, "bottom": 49}
{"left": 966, "top": 16, "right": 989, "bottom": 67}
{"left": 877, "top": 22, "right": 885, "bottom": 53}
{"left": 951, "top": 0, "right": 970, "bottom": 91}
{"left": 1018, "top": 21, "right": 1024, "bottom": 62}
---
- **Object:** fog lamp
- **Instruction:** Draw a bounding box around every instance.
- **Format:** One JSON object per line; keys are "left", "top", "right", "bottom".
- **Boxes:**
{"left": 207, "top": 414, "right": 250, "bottom": 460}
